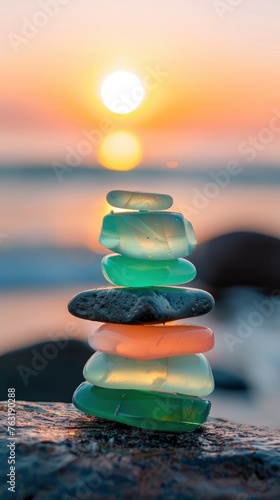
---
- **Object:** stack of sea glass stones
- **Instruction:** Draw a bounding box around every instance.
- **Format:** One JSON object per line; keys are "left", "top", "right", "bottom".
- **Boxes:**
{"left": 69, "top": 190, "right": 215, "bottom": 432}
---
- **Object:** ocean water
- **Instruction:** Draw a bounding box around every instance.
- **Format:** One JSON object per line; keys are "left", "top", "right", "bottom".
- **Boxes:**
{"left": 1, "top": 166, "right": 280, "bottom": 253}
{"left": 1, "top": 166, "right": 280, "bottom": 427}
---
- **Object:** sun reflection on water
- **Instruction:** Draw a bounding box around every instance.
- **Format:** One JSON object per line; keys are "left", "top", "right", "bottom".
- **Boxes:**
{"left": 97, "top": 131, "right": 142, "bottom": 171}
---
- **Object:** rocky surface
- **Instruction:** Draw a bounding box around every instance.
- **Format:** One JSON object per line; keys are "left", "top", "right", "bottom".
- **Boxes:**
{"left": 0, "top": 401, "right": 279, "bottom": 499}
{"left": 68, "top": 287, "right": 214, "bottom": 324}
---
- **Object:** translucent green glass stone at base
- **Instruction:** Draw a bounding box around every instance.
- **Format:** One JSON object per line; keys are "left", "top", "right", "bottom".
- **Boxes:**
{"left": 106, "top": 190, "right": 173, "bottom": 210}
{"left": 101, "top": 254, "right": 197, "bottom": 286}
{"left": 99, "top": 212, "right": 197, "bottom": 259}
{"left": 73, "top": 382, "right": 211, "bottom": 432}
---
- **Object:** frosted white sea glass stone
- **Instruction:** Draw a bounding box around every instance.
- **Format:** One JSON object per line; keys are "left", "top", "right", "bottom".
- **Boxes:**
{"left": 99, "top": 211, "right": 197, "bottom": 259}
{"left": 106, "top": 190, "right": 173, "bottom": 210}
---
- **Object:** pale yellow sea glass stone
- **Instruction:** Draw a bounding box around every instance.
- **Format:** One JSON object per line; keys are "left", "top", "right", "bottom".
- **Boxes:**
{"left": 83, "top": 352, "right": 214, "bottom": 397}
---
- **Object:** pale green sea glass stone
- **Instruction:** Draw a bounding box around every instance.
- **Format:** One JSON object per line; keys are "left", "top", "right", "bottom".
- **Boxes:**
{"left": 106, "top": 190, "right": 173, "bottom": 210}
{"left": 99, "top": 212, "right": 197, "bottom": 259}
{"left": 83, "top": 352, "right": 214, "bottom": 397}
{"left": 73, "top": 382, "right": 211, "bottom": 432}
{"left": 101, "top": 254, "right": 197, "bottom": 286}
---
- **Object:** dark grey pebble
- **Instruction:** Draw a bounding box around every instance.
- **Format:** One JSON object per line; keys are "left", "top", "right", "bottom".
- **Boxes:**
{"left": 68, "top": 286, "right": 215, "bottom": 324}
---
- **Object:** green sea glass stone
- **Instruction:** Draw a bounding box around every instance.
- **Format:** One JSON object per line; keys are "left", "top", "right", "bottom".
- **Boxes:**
{"left": 73, "top": 382, "right": 211, "bottom": 432}
{"left": 99, "top": 211, "right": 197, "bottom": 259}
{"left": 83, "top": 352, "right": 214, "bottom": 397}
{"left": 101, "top": 254, "right": 197, "bottom": 286}
{"left": 106, "top": 190, "right": 173, "bottom": 210}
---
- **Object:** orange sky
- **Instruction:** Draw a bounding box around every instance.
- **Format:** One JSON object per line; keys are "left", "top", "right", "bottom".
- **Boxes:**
{"left": 1, "top": 0, "right": 280, "bottom": 168}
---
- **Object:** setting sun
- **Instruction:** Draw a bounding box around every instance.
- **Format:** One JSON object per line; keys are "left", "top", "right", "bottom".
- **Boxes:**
{"left": 100, "top": 71, "right": 145, "bottom": 114}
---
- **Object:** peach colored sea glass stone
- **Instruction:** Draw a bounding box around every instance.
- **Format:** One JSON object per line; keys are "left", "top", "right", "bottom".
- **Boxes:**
{"left": 89, "top": 323, "right": 214, "bottom": 359}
